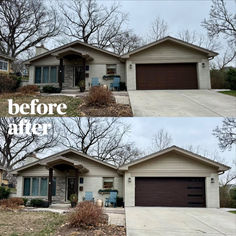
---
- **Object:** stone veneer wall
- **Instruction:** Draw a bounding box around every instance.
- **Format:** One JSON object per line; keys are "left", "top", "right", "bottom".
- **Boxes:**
{"left": 53, "top": 176, "right": 66, "bottom": 203}
{"left": 63, "top": 65, "right": 74, "bottom": 88}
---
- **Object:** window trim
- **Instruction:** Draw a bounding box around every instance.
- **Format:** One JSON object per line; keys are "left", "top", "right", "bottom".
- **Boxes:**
{"left": 35, "top": 66, "right": 58, "bottom": 84}
{"left": 106, "top": 64, "right": 117, "bottom": 75}
{"left": 23, "top": 176, "right": 56, "bottom": 197}
{"left": 103, "top": 177, "right": 114, "bottom": 189}
{"left": 0, "top": 59, "right": 8, "bottom": 72}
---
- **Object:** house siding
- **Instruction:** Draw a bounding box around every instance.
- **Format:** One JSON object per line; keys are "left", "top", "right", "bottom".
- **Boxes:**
{"left": 124, "top": 152, "right": 219, "bottom": 208}
{"left": 15, "top": 153, "right": 123, "bottom": 203}
{"left": 27, "top": 44, "right": 126, "bottom": 89}
{"left": 126, "top": 41, "right": 211, "bottom": 90}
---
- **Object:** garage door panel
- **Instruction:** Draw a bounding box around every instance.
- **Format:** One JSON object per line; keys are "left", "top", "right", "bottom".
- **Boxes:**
{"left": 136, "top": 63, "right": 198, "bottom": 90}
{"left": 135, "top": 177, "right": 205, "bottom": 207}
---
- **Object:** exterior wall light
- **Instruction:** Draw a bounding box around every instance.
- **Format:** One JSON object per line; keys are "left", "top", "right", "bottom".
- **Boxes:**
{"left": 211, "top": 177, "right": 215, "bottom": 183}
{"left": 128, "top": 177, "right": 132, "bottom": 183}
{"left": 202, "top": 62, "right": 205, "bottom": 68}
{"left": 129, "top": 64, "right": 132, "bottom": 69}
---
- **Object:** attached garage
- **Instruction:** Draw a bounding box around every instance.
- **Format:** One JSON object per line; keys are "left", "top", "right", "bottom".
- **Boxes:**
{"left": 120, "top": 146, "right": 230, "bottom": 208}
{"left": 123, "top": 36, "right": 218, "bottom": 90}
{"left": 135, "top": 177, "right": 205, "bottom": 207}
{"left": 136, "top": 63, "right": 198, "bottom": 90}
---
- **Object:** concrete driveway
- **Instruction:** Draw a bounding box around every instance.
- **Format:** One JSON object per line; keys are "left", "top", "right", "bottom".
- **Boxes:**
{"left": 128, "top": 90, "right": 236, "bottom": 117}
{"left": 125, "top": 207, "right": 236, "bottom": 236}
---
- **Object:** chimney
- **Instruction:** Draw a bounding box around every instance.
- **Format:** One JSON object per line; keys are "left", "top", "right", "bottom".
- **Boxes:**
{"left": 24, "top": 153, "right": 39, "bottom": 165}
{"left": 35, "top": 45, "right": 49, "bottom": 56}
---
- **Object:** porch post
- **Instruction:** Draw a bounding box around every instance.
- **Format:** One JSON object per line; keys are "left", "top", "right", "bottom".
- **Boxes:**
{"left": 75, "top": 169, "right": 79, "bottom": 199}
{"left": 58, "top": 58, "right": 64, "bottom": 90}
{"left": 48, "top": 168, "right": 53, "bottom": 205}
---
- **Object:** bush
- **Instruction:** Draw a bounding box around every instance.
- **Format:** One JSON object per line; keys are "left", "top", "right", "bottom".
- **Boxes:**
{"left": 69, "top": 201, "right": 104, "bottom": 228}
{"left": 86, "top": 86, "right": 113, "bottom": 107}
{"left": 17, "top": 85, "right": 39, "bottom": 94}
{"left": 0, "top": 74, "right": 18, "bottom": 93}
{"left": 0, "top": 186, "right": 11, "bottom": 200}
{"left": 0, "top": 197, "right": 24, "bottom": 209}
{"left": 226, "top": 68, "right": 236, "bottom": 90}
{"left": 30, "top": 199, "right": 49, "bottom": 208}
{"left": 42, "top": 85, "right": 61, "bottom": 93}
{"left": 210, "top": 69, "right": 230, "bottom": 89}
{"left": 22, "top": 198, "right": 28, "bottom": 206}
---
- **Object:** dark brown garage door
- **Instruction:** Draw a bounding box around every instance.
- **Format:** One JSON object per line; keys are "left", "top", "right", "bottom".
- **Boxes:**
{"left": 135, "top": 177, "right": 205, "bottom": 207}
{"left": 136, "top": 63, "right": 198, "bottom": 90}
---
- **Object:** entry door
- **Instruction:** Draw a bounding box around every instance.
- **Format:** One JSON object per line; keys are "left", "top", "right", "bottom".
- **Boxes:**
{"left": 74, "top": 66, "right": 85, "bottom": 87}
{"left": 67, "top": 177, "right": 76, "bottom": 200}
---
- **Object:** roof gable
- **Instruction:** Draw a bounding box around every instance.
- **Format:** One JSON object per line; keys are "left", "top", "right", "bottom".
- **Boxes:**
{"left": 119, "top": 146, "right": 230, "bottom": 172}
{"left": 121, "top": 36, "right": 218, "bottom": 58}
{"left": 11, "top": 148, "right": 117, "bottom": 174}
{"left": 24, "top": 40, "right": 120, "bottom": 64}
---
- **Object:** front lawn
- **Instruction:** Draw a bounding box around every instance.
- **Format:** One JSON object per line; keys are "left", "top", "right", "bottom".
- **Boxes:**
{"left": 219, "top": 90, "right": 236, "bottom": 97}
{"left": 229, "top": 211, "right": 236, "bottom": 214}
{"left": 0, "top": 93, "right": 82, "bottom": 117}
{"left": 0, "top": 211, "right": 65, "bottom": 236}
{"left": 0, "top": 93, "right": 132, "bottom": 117}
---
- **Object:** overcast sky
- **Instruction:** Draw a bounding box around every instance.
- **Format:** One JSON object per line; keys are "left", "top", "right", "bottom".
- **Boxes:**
{"left": 39, "top": 117, "right": 235, "bottom": 168}
{"left": 51, "top": 0, "right": 236, "bottom": 65}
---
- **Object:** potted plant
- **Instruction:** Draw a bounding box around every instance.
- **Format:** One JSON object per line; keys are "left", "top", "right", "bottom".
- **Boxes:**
{"left": 79, "top": 80, "right": 85, "bottom": 92}
{"left": 69, "top": 194, "right": 78, "bottom": 208}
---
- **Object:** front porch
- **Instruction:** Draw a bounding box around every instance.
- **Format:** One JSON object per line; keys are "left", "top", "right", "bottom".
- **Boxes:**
{"left": 40, "top": 156, "right": 89, "bottom": 204}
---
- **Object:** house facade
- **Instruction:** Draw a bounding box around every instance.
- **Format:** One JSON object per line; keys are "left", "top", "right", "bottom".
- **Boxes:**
{"left": 0, "top": 53, "right": 14, "bottom": 75}
{"left": 12, "top": 146, "right": 229, "bottom": 208}
{"left": 24, "top": 36, "right": 217, "bottom": 91}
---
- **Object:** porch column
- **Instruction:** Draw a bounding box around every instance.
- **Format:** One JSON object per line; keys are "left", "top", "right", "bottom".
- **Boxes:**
{"left": 58, "top": 58, "right": 64, "bottom": 90}
{"left": 48, "top": 168, "right": 53, "bottom": 205}
{"left": 75, "top": 169, "right": 79, "bottom": 198}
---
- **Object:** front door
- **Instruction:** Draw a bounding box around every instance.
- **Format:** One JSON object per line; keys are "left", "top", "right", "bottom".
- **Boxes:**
{"left": 74, "top": 66, "right": 85, "bottom": 87}
{"left": 67, "top": 177, "right": 76, "bottom": 200}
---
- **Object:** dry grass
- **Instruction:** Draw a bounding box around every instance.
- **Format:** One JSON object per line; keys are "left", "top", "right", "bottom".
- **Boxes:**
{"left": 0, "top": 93, "right": 82, "bottom": 116}
{"left": 0, "top": 211, "right": 65, "bottom": 236}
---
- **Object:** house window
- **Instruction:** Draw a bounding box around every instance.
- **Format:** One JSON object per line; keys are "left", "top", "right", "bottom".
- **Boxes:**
{"left": 103, "top": 177, "right": 114, "bottom": 189}
{"left": 106, "top": 64, "right": 117, "bottom": 75}
{"left": 23, "top": 177, "right": 56, "bottom": 196}
{"left": 0, "top": 60, "right": 8, "bottom": 71}
{"left": 80, "top": 177, "right": 84, "bottom": 184}
{"left": 35, "top": 66, "right": 58, "bottom": 84}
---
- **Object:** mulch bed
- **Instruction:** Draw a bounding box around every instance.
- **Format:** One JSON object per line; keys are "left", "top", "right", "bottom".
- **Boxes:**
{"left": 56, "top": 223, "right": 126, "bottom": 236}
{"left": 79, "top": 100, "right": 133, "bottom": 117}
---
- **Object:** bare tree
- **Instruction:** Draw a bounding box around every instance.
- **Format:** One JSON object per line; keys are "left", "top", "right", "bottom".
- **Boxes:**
{"left": 202, "top": 0, "right": 236, "bottom": 42}
{"left": 152, "top": 129, "right": 172, "bottom": 152}
{"left": 59, "top": 0, "right": 127, "bottom": 49}
{"left": 220, "top": 160, "right": 236, "bottom": 187}
{"left": 213, "top": 118, "right": 236, "bottom": 151}
{"left": 177, "top": 29, "right": 220, "bottom": 51}
{"left": 149, "top": 17, "right": 168, "bottom": 41}
{"left": 215, "top": 44, "right": 236, "bottom": 70}
{"left": 59, "top": 118, "right": 141, "bottom": 166}
{"left": 109, "top": 30, "right": 142, "bottom": 55}
{"left": 0, "top": 0, "right": 60, "bottom": 58}
{"left": 0, "top": 118, "right": 59, "bottom": 170}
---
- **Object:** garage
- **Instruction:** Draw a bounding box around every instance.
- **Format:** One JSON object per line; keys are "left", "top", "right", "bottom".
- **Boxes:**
{"left": 136, "top": 63, "right": 198, "bottom": 90}
{"left": 135, "top": 177, "right": 206, "bottom": 207}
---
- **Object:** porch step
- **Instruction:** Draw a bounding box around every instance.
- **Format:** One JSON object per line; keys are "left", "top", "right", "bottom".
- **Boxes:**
{"left": 61, "top": 89, "right": 81, "bottom": 94}
{"left": 49, "top": 203, "right": 71, "bottom": 209}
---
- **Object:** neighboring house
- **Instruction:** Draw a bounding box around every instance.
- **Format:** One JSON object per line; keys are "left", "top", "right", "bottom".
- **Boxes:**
{"left": 24, "top": 36, "right": 217, "bottom": 91}
{"left": 0, "top": 165, "right": 8, "bottom": 186}
{"left": 12, "top": 146, "right": 229, "bottom": 208}
{"left": 0, "top": 53, "right": 14, "bottom": 75}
